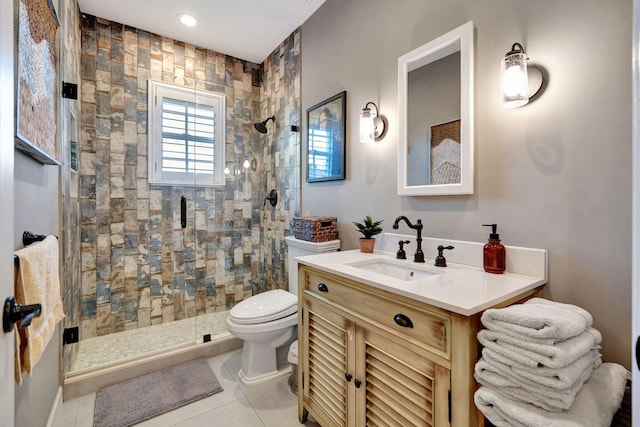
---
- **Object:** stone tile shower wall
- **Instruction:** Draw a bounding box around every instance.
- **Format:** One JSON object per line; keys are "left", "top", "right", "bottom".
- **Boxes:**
{"left": 259, "top": 31, "right": 301, "bottom": 292}
{"left": 78, "top": 15, "right": 299, "bottom": 338}
{"left": 60, "top": 0, "right": 82, "bottom": 373}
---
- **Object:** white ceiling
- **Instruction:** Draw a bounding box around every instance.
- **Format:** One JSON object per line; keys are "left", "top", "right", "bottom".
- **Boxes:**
{"left": 77, "top": 0, "right": 326, "bottom": 63}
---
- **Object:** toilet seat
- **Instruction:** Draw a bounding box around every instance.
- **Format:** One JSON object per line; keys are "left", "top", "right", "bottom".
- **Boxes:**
{"left": 229, "top": 289, "right": 297, "bottom": 325}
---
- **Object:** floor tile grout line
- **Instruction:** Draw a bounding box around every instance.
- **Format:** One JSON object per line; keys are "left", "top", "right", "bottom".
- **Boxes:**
{"left": 248, "top": 395, "right": 270, "bottom": 427}
{"left": 166, "top": 396, "right": 264, "bottom": 427}
{"left": 219, "top": 356, "right": 249, "bottom": 400}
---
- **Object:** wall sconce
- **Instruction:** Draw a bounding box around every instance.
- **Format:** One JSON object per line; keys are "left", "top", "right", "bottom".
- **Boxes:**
{"left": 501, "top": 43, "right": 543, "bottom": 108}
{"left": 359, "top": 102, "right": 386, "bottom": 143}
{"left": 226, "top": 159, "right": 252, "bottom": 176}
{"left": 224, "top": 162, "right": 239, "bottom": 175}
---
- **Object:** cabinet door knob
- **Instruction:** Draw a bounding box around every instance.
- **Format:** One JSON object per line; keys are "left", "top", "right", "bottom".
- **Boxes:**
{"left": 394, "top": 313, "right": 414, "bottom": 328}
{"left": 317, "top": 283, "right": 328, "bottom": 292}
{"left": 354, "top": 379, "right": 362, "bottom": 388}
{"left": 345, "top": 373, "right": 352, "bottom": 382}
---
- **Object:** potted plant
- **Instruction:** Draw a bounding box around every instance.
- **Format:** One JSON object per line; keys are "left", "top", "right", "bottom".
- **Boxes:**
{"left": 353, "top": 215, "right": 383, "bottom": 253}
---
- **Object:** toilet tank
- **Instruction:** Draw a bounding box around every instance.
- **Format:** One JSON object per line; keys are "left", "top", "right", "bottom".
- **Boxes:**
{"left": 285, "top": 236, "right": 340, "bottom": 296}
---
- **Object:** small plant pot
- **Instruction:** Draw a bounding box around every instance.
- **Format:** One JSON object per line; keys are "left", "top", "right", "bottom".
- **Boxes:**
{"left": 359, "top": 238, "right": 376, "bottom": 253}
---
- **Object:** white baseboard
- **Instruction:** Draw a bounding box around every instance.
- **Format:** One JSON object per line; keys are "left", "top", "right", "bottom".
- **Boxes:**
{"left": 45, "top": 386, "right": 63, "bottom": 427}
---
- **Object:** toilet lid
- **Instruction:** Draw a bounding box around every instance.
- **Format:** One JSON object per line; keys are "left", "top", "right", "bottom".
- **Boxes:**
{"left": 229, "top": 289, "right": 298, "bottom": 324}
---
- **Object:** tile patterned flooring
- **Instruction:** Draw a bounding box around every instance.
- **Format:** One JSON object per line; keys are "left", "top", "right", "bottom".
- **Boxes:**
{"left": 71, "top": 311, "right": 231, "bottom": 372}
{"left": 62, "top": 349, "right": 321, "bottom": 427}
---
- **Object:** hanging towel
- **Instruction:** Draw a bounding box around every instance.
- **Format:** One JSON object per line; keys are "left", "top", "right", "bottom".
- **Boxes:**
{"left": 14, "top": 235, "right": 64, "bottom": 382}
{"left": 481, "top": 298, "right": 592, "bottom": 343}
{"left": 14, "top": 331, "right": 21, "bottom": 384}
{"left": 477, "top": 327, "right": 601, "bottom": 369}
{"left": 474, "top": 356, "right": 592, "bottom": 411}
{"left": 482, "top": 347, "right": 602, "bottom": 390}
{"left": 474, "top": 362, "right": 630, "bottom": 427}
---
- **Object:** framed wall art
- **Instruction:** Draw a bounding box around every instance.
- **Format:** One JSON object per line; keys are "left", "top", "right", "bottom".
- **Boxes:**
{"left": 306, "top": 91, "right": 346, "bottom": 182}
{"left": 15, "top": 0, "right": 60, "bottom": 165}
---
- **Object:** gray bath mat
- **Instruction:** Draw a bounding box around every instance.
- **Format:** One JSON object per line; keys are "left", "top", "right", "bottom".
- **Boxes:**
{"left": 94, "top": 358, "right": 223, "bottom": 427}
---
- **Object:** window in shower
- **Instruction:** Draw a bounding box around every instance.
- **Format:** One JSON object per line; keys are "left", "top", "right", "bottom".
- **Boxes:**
{"left": 147, "top": 80, "right": 226, "bottom": 186}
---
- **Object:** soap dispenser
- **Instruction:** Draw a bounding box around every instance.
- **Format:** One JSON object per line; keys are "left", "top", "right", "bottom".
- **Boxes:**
{"left": 482, "top": 224, "right": 506, "bottom": 274}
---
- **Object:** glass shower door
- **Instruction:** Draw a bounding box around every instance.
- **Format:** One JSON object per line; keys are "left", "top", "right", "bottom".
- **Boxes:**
{"left": 190, "top": 79, "right": 229, "bottom": 345}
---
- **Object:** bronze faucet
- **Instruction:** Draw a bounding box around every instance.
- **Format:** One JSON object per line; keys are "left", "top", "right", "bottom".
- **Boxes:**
{"left": 392, "top": 216, "right": 425, "bottom": 263}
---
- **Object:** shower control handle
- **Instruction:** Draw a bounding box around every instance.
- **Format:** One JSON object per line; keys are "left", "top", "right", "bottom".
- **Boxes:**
{"left": 317, "top": 283, "right": 328, "bottom": 293}
{"left": 264, "top": 189, "right": 278, "bottom": 207}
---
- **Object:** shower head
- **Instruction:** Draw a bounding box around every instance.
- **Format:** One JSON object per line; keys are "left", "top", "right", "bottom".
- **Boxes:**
{"left": 254, "top": 116, "right": 275, "bottom": 134}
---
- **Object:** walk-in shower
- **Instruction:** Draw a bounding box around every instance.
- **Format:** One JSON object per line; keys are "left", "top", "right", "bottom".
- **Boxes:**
{"left": 63, "top": 16, "right": 301, "bottom": 397}
{"left": 68, "top": 57, "right": 264, "bottom": 378}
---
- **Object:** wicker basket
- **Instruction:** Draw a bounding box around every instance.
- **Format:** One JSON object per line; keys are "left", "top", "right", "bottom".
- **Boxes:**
{"left": 293, "top": 216, "right": 338, "bottom": 242}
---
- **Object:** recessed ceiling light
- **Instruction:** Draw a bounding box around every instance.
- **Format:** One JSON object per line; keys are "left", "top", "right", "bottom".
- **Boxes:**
{"left": 178, "top": 14, "right": 199, "bottom": 27}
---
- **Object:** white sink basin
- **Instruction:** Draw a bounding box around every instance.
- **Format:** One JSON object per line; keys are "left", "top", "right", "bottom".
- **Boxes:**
{"left": 345, "top": 258, "right": 440, "bottom": 281}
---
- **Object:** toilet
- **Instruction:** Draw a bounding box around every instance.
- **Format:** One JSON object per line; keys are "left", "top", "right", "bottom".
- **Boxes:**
{"left": 226, "top": 235, "right": 340, "bottom": 386}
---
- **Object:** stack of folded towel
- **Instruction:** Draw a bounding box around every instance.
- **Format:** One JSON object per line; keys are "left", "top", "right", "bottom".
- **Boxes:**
{"left": 473, "top": 298, "right": 629, "bottom": 427}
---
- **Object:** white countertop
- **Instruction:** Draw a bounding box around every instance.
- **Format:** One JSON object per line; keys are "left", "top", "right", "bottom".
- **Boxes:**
{"left": 296, "top": 248, "right": 547, "bottom": 316}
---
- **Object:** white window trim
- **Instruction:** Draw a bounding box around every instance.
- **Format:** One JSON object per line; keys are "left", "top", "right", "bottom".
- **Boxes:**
{"left": 147, "top": 80, "right": 226, "bottom": 187}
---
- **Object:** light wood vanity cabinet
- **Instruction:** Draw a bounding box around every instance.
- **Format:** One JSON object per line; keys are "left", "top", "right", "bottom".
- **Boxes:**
{"left": 297, "top": 264, "right": 542, "bottom": 427}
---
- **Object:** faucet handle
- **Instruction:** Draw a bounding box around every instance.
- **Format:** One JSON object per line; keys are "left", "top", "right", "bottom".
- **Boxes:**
{"left": 434, "top": 245, "right": 454, "bottom": 267}
{"left": 396, "top": 240, "right": 410, "bottom": 259}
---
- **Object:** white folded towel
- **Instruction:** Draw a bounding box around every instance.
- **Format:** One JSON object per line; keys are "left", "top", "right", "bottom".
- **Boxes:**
{"left": 474, "top": 356, "right": 592, "bottom": 411}
{"left": 482, "top": 348, "right": 601, "bottom": 390}
{"left": 474, "top": 362, "right": 630, "bottom": 427}
{"left": 481, "top": 298, "right": 593, "bottom": 342}
{"left": 477, "top": 327, "right": 601, "bottom": 368}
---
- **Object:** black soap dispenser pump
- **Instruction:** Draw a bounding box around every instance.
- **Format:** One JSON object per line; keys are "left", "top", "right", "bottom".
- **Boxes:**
{"left": 482, "top": 224, "right": 506, "bottom": 274}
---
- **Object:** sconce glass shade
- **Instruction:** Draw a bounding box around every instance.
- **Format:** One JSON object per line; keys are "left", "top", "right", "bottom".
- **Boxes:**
{"left": 501, "top": 43, "right": 529, "bottom": 108}
{"left": 359, "top": 102, "right": 386, "bottom": 143}
{"left": 360, "top": 107, "right": 376, "bottom": 143}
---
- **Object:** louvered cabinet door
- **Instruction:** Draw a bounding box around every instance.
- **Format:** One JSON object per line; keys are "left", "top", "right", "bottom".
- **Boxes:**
{"left": 301, "top": 298, "right": 355, "bottom": 427}
{"left": 355, "top": 328, "right": 451, "bottom": 427}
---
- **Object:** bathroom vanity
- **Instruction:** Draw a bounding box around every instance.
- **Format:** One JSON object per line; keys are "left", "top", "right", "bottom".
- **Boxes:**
{"left": 295, "top": 234, "right": 547, "bottom": 427}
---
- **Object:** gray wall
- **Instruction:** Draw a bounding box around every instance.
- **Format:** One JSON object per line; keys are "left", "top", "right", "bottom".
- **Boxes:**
{"left": 301, "top": 0, "right": 632, "bottom": 367}
{"left": 14, "top": 152, "right": 60, "bottom": 427}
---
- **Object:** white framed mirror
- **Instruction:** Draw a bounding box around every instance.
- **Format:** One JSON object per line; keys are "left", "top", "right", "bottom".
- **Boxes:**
{"left": 397, "top": 21, "right": 474, "bottom": 196}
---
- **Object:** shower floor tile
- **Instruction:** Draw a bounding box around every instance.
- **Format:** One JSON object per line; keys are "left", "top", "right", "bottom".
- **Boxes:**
{"left": 70, "top": 310, "right": 230, "bottom": 372}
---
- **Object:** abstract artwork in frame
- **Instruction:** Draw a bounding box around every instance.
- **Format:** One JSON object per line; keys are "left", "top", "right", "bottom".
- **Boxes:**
{"left": 15, "top": 0, "right": 61, "bottom": 165}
